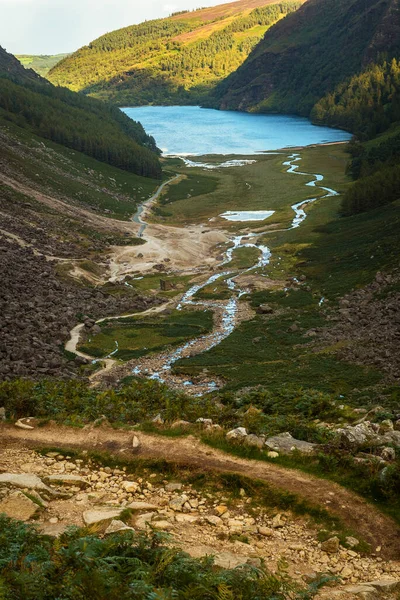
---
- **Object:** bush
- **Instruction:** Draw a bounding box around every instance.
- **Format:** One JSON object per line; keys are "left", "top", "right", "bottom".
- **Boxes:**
{"left": 0, "top": 516, "right": 324, "bottom": 599}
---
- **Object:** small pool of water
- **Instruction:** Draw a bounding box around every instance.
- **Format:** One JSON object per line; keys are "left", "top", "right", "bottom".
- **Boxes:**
{"left": 219, "top": 210, "right": 275, "bottom": 221}
{"left": 122, "top": 105, "right": 352, "bottom": 155}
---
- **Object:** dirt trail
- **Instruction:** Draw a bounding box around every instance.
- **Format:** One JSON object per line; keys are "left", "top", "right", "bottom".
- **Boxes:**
{"left": 2, "top": 423, "right": 399, "bottom": 560}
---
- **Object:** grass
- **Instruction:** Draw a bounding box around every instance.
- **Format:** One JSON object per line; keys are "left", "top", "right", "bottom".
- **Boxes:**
{"left": 1, "top": 119, "right": 160, "bottom": 220}
{"left": 124, "top": 272, "right": 195, "bottom": 298}
{"left": 158, "top": 172, "right": 218, "bottom": 205}
{"left": 78, "top": 309, "right": 214, "bottom": 360}
{"left": 202, "top": 433, "right": 400, "bottom": 527}
{"left": 157, "top": 153, "right": 318, "bottom": 227}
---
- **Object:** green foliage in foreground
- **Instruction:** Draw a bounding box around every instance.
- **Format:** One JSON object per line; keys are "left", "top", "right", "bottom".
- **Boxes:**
{"left": 0, "top": 516, "right": 324, "bottom": 600}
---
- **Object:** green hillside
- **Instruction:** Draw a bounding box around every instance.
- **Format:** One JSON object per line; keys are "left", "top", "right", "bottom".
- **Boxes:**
{"left": 212, "top": 0, "right": 400, "bottom": 116}
{"left": 48, "top": 0, "right": 302, "bottom": 105}
{"left": 212, "top": 0, "right": 400, "bottom": 217}
{"left": 0, "top": 47, "right": 161, "bottom": 178}
{"left": 16, "top": 53, "right": 70, "bottom": 77}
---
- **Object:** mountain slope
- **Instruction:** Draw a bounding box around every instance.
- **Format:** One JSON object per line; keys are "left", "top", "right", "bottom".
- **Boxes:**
{"left": 16, "top": 53, "right": 70, "bottom": 77}
{"left": 0, "top": 47, "right": 161, "bottom": 178}
{"left": 47, "top": 0, "right": 303, "bottom": 105}
{"left": 213, "top": 0, "right": 400, "bottom": 116}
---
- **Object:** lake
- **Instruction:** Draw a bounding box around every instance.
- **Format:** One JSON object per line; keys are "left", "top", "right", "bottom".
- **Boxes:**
{"left": 122, "top": 105, "right": 352, "bottom": 155}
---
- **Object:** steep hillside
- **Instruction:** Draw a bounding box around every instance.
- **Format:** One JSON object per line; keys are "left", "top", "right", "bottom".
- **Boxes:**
{"left": 48, "top": 0, "right": 302, "bottom": 105}
{"left": 16, "top": 53, "right": 70, "bottom": 77}
{"left": 213, "top": 0, "right": 400, "bottom": 116}
{"left": 0, "top": 47, "right": 161, "bottom": 178}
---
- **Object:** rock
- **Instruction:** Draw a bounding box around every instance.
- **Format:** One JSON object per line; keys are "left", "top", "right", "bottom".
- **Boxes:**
{"left": 104, "top": 520, "right": 135, "bottom": 536}
{"left": 264, "top": 432, "right": 316, "bottom": 454}
{"left": 134, "top": 512, "right": 156, "bottom": 530}
{"left": 152, "top": 520, "right": 174, "bottom": 530}
{"left": 205, "top": 515, "right": 223, "bottom": 526}
{"left": 345, "top": 536, "right": 359, "bottom": 549}
{"left": 0, "top": 491, "right": 40, "bottom": 521}
{"left": 152, "top": 413, "right": 164, "bottom": 425}
{"left": 341, "top": 566, "right": 353, "bottom": 578}
{"left": 169, "top": 496, "right": 186, "bottom": 511}
{"left": 244, "top": 434, "right": 264, "bottom": 449}
{"left": 336, "top": 422, "right": 380, "bottom": 448}
{"left": 83, "top": 508, "right": 123, "bottom": 526}
{"left": 122, "top": 481, "right": 139, "bottom": 493}
{"left": 343, "top": 585, "right": 376, "bottom": 599}
{"left": 381, "top": 446, "right": 396, "bottom": 461}
{"left": 127, "top": 501, "right": 158, "bottom": 511}
{"left": 214, "top": 552, "right": 249, "bottom": 569}
{"left": 196, "top": 418, "right": 213, "bottom": 427}
{"left": 39, "top": 523, "right": 69, "bottom": 537}
{"left": 364, "top": 579, "right": 400, "bottom": 592}
{"left": 257, "top": 304, "right": 274, "bottom": 314}
{"left": 165, "top": 482, "right": 183, "bottom": 492}
{"left": 175, "top": 514, "right": 199, "bottom": 524}
{"left": 215, "top": 505, "right": 228, "bottom": 517}
{"left": 15, "top": 418, "right": 35, "bottom": 430}
{"left": 226, "top": 427, "right": 247, "bottom": 440}
{"left": 321, "top": 536, "right": 340, "bottom": 554}
{"left": 228, "top": 519, "right": 243, "bottom": 533}
{"left": 0, "top": 473, "right": 53, "bottom": 494}
{"left": 258, "top": 526, "right": 273, "bottom": 537}
{"left": 171, "top": 420, "right": 191, "bottom": 429}
{"left": 267, "top": 451, "right": 279, "bottom": 458}
{"left": 44, "top": 474, "right": 89, "bottom": 488}
{"left": 271, "top": 513, "right": 285, "bottom": 528}
{"left": 131, "top": 435, "right": 141, "bottom": 450}
{"left": 379, "top": 419, "right": 394, "bottom": 433}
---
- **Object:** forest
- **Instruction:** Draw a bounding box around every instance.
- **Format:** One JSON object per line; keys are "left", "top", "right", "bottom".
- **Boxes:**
{"left": 48, "top": 2, "right": 301, "bottom": 105}
{"left": 0, "top": 47, "right": 161, "bottom": 179}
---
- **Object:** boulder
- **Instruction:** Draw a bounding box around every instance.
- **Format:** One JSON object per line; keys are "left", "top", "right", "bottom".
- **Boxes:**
{"left": 381, "top": 446, "right": 396, "bottom": 461}
{"left": 264, "top": 432, "right": 316, "bottom": 454}
{"left": 104, "top": 520, "right": 135, "bottom": 536}
{"left": 0, "top": 491, "right": 40, "bottom": 521}
{"left": 336, "top": 422, "right": 380, "bottom": 448}
{"left": 321, "top": 536, "right": 340, "bottom": 554}
{"left": 131, "top": 435, "right": 141, "bottom": 450}
{"left": 122, "top": 481, "right": 140, "bottom": 493}
{"left": 226, "top": 427, "right": 247, "bottom": 440}
{"left": 205, "top": 515, "right": 223, "bottom": 526}
{"left": 44, "top": 474, "right": 89, "bottom": 488}
{"left": 244, "top": 434, "right": 265, "bottom": 449}
{"left": 134, "top": 512, "right": 156, "bottom": 530}
{"left": 257, "top": 304, "right": 274, "bottom": 314}
{"left": 39, "top": 523, "right": 69, "bottom": 537}
{"left": 0, "top": 473, "right": 54, "bottom": 494}
{"left": 214, "top": 552, "right": 249, "bottom": 569}
{"left": 127, "top": 501, "right": 158, "bottom": 511}
{"left": 83, "top": 508, "right": 123, "bottom": 526}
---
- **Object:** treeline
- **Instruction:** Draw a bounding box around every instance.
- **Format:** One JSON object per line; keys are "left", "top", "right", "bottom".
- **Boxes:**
{"left": 48, "top": 2, "right": 301, "bottom": 104}
{"left": 312, "top": 59, "right": 400, "bottom": 140}
{"left": 341, "top": 163, "right": 400, "bottom": 216}
{"left": 0, "top": 51, "right": 162, "bottom": 178}
{"left": 318, "top": 59, "right": 400, "bottom": 215}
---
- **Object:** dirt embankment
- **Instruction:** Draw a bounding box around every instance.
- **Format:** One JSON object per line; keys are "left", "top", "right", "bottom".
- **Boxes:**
{"left": 2, "top": 423, "right": 399, "bottom": 560}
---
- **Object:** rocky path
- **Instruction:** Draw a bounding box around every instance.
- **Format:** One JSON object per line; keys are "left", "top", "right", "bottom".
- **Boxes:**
{"left": 2, "top": 422, "right": 400, "bottom": 560}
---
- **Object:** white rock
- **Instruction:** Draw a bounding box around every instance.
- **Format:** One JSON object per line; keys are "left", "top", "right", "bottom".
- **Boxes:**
{"left": 127, "top": 501, "right": 158, "bottom": 511}
{"left": 226, "top": 427, "right": 247, "bottom": 440}
{"left": 83, "top": 508, "right": 123, "bottom": 526}
{"left": 104, "top": 520, "right": 135, "bottom": 535}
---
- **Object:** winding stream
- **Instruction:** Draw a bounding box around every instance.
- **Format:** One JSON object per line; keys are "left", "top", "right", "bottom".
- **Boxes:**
{"left": 129, "top": 152, "right": 339, "bottom": 393}
{"left": 66, "top": 152, "right": 339, "bottom": 392}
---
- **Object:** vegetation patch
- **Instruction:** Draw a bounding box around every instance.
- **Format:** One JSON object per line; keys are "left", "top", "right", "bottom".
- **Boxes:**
{"left": 78, "top": 309, "right": 214, "bottom": 360}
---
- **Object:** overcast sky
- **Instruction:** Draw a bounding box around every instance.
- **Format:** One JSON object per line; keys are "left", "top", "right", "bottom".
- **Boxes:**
{"left": 1, "top": 0, "right": 228, "bottom": 55}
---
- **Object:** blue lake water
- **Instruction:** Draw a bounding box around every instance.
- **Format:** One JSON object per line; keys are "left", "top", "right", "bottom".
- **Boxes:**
{"left": 122, "top": 105, "right": 351, "bottom": 155}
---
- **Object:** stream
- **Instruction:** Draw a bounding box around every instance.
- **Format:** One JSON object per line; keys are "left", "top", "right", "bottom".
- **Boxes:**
{"left": 129, "top": 152, "right": 339, "bottom": 393}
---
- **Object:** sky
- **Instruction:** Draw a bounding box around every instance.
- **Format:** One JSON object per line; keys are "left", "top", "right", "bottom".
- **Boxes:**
{"left": 0, "top": 0, "right": 228, "bottom": 55}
